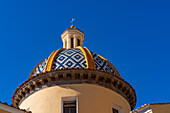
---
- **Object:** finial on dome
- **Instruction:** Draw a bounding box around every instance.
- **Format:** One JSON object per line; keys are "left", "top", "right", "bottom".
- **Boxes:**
{"left": 70, "top": 25, "right": 75, "bottom": 28}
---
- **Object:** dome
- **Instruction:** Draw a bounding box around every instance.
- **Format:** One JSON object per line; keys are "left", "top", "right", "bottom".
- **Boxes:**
{"left": 12, "top": 25, "right": 136, "bottom": 111}
{"left": 29, "top": 47, "right": 120, "bottom": 78}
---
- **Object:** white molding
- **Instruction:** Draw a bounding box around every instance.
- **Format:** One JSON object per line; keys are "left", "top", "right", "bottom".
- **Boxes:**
{"left": 137, "top": 106, "right": 152, "bottom": 113}
{"left": 61, "top": 30, "right": 84, "bottom": 38}
{"left": 61, "top": 97, "right": 78, "bottom": 113}
{"left": 112, "top": 104, "right": 123, "bottom": 113}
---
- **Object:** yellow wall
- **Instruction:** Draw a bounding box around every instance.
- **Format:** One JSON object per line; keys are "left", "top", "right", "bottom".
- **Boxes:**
{"left": 19, "top": 84, "right": 131, "bottom": 113}
{"left": 151, "top": 104, "right": 170, "bottom": 113}
{"left": 0, "top": 109, "right": 10, "bottom": 113}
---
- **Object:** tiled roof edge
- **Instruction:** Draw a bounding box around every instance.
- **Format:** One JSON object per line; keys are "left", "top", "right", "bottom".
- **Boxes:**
{"left": 0, "top": 101, "right": 31, "bottom": 113}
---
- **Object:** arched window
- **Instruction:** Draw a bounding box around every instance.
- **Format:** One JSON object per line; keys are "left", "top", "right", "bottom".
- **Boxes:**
{"left": 77, "top": 39, "right": 80, "bottom": 46}
{"left": 71, "top": 38, "right": 74, "bottom": 48}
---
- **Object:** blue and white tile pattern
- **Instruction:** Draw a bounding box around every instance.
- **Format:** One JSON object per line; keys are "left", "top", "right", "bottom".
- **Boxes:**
{"left": 31, "top": 48, "right": 115, "bottom": 76}
{"left": 32, "top": 59, "right": 47, "bottom": 76}
{"left": 91, "top": 52, "right": 114, "bottom": 74}
{"left": 52, "top": 48, "right": 87, "bottom": 69}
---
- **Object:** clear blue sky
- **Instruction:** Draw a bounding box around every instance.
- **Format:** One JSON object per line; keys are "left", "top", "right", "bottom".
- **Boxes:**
{"left": 0, "top": 0, "right": 169, "bottom": 110}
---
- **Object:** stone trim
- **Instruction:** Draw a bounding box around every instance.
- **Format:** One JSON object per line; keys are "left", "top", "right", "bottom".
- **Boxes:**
{"left": 12, "top": 68, "right": 136, "bottom": 110}
{"left": 0, "top": 102, "right": 31, "bottom": 113}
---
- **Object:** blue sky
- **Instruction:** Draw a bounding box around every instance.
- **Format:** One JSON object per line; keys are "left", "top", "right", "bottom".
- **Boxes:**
{"left": 0, "top": 0, "right": 170, "bottom": 110}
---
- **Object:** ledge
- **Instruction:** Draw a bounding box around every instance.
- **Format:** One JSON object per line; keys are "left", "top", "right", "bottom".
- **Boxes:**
{"left": 12, "top": 68, "right": 136, "bottom": 110}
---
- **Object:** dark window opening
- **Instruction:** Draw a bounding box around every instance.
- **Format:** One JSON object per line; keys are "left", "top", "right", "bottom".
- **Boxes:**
{"left": 77, "top": 39, "right": 80, "bottom": 46}
{"left": 71, "top": 38, "right": 74, "bottom": 48}
{"left": 112, "top": 108, "right": 119, "bottom": 113}
{"left": 63, "top": 101, "right": 76, "bottom": 113}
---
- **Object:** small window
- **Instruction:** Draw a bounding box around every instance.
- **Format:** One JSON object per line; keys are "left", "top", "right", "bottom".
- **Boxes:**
{"left": 77, "top": 39, "right": 80, "bottom": 46}
{"left": 62, "top": 97, "right": 77, "bottom": 113}
{"left": 71, "top": 38, "right": 74, "bottom": 48}
{"left": 112, "top": 104, "right": 123, "bottom": 113}
{"left": 63, "top": 101, "right": 76, "bottom": 113}
{"left": 112, "top": 108, "right": 119, "bottom": 113}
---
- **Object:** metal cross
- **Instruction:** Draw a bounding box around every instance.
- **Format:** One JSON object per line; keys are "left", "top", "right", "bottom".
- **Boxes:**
{"left": 70, "top": 18, "right": 75, "bottom": 25}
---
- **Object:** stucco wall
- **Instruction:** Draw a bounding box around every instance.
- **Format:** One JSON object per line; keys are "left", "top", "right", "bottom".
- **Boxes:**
{"left": 151, "top": 104, "right": 170, "bottom": 113}
{"left": 19, "top": 84, "right": 131, "bottom": 113}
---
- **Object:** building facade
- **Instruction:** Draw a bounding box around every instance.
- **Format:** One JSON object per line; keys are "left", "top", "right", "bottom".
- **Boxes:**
{"left": 132, "top": 103, "right": 170, "bottom": 113}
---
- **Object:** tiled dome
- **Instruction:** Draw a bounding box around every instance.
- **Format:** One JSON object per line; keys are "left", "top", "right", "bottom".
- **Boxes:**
{"left": 53, "top": 48, "right": 87, "bottom": 70}
{"left": 30, "top": 47, "right": 120, "bottom": 78}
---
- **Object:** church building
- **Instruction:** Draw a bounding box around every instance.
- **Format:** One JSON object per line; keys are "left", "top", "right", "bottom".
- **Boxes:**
{"left": 0, "top": 25, "right": 169, "bottom": 113}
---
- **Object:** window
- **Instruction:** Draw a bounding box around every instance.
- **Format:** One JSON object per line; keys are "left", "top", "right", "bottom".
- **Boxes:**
{"left": 77, "top": 39, "right": 80, "bottom": 46}
{"left": 62, "top": 97, "right": 77, "bottom": 113}
{"left": 71, "top": 38, "right": 74, "bottom": 48}
{"left": 63, "top": 101, "right": 76, "bottom": 113}
{"left": 112, "top": 104, "right": 123, "bottom": 113}
{"left": 112, "top": 108, "right": 119, "bottom": 113}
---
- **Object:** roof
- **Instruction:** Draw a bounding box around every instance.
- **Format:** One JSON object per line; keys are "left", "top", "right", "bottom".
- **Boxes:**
{"left": 67, "top": 25, "right": 84, "bottom": 34}
{"left": 0, "top": 101, "right": 31, "bottom": 113}
{"left": 132, "top": 102, "right": 170, "bottom": 112}
{"left": 29, "top": 47, "right": 121, "bottom": 78}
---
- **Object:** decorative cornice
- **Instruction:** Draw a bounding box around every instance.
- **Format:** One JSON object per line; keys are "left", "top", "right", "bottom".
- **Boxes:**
{"left": 12, "top": 68, "right": 136, "bottom": 110}
{"left": 61, "top": 28, "right": 84, "bottom": 41}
